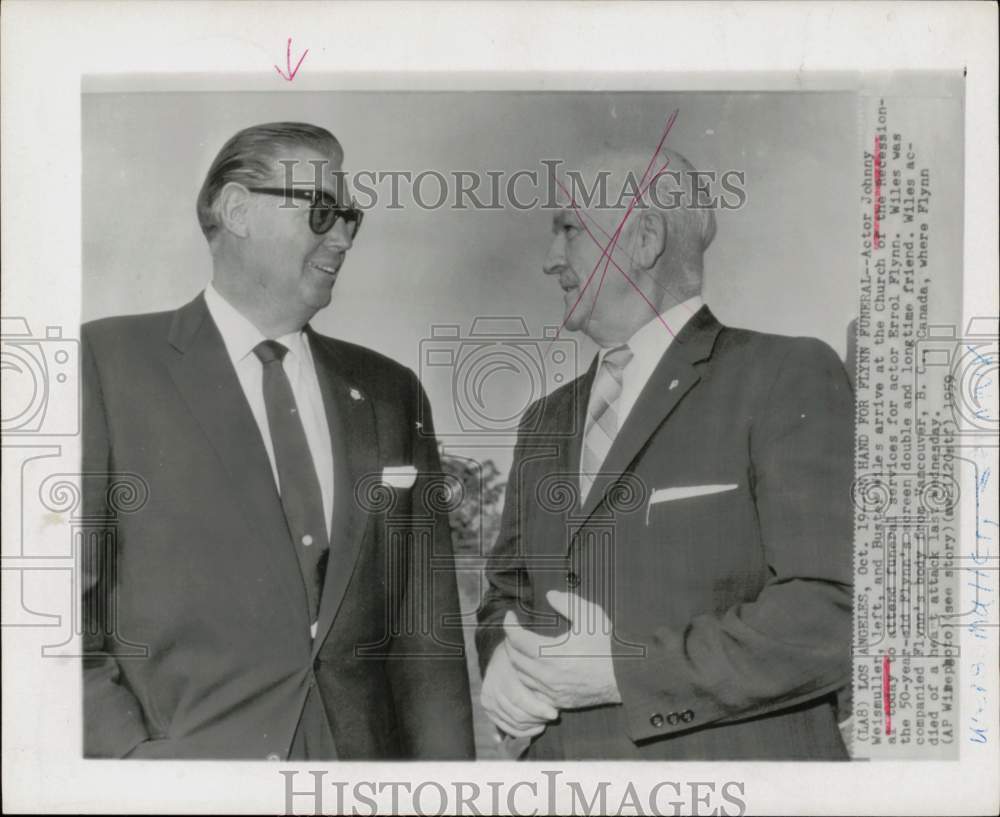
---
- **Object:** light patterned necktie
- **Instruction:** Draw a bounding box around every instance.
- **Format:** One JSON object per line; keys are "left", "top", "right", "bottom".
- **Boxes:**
{"left": 580, "top": 344, "right": 633, "bottom": 503}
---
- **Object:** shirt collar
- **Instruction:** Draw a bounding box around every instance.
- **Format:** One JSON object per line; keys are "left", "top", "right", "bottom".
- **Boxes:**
{"left": 598, "top": 295, "right": 705, "bottom": 371}
{"left": 204, "top": 282, "right": 309, "bottom": 365}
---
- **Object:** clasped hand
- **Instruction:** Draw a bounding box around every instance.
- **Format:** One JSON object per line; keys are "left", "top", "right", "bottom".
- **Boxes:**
{"left": 480, "top": 590, "right": 621, "bottom": 738}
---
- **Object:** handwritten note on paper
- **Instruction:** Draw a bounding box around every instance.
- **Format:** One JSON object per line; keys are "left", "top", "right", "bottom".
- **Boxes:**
{"left": 967, "top": 460, "right": 996, "bottom": 747}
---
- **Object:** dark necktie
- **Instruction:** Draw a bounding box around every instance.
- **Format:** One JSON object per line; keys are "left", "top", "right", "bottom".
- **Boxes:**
{"left": 253, "top": 340, "right": 329, "bottom": 626}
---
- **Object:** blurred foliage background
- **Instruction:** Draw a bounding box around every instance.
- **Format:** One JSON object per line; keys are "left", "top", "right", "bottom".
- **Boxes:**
{"left": 440, "top": 450, "right": 507, "bottom": 758}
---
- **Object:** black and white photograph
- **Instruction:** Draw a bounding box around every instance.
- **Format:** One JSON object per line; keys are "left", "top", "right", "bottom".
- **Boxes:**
{"left": 2, "top": 2, "right": 997, "bottom": 814}
{"left": 79, "top": 90, "right": 865, "bottom": 763}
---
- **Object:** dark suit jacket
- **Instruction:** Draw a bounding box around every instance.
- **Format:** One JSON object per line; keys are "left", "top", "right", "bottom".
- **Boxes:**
{"left": 82, "top": 293, "right": 474, "bottom": 760}
{"left": 476, "top": 306, "right": 854, "bottom": 760}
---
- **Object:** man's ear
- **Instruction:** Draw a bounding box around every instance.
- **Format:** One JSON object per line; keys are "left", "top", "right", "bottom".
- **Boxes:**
{"left": 217, "top": 182, "right": 251, "bottom": 239}
{"left": 632, "top": 211, "right": 667, "bottom": 271}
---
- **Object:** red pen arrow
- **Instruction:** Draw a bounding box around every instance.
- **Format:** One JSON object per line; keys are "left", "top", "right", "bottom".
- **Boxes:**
{"left": 274, "top": 38, "right": 308, "bottom": 81}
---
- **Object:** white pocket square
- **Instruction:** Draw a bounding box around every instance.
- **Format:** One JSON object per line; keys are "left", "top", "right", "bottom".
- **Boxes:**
{"left": 381, "top": 465, "right": 418, "bottom": 489}
{"left": 646, "top": 483, "right": 738, "bottom": 523}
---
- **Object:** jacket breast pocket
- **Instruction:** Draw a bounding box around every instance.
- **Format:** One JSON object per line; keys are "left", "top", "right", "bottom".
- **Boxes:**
{"left": 644, "top": 483, "right": 739, "bottom": 524}
{"left": 615, "top": 482, "right": 764, "bottom": 620}
{"left": 644, "top": 483, "right": 760, "bottom": 576}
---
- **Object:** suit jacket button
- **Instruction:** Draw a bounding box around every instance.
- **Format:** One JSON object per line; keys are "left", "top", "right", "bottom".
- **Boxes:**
{"left": 565, "top": 571, "right": 581, "bottom": 589}
{"left": 650, "top": 713, "right": 665, "bottom": 728}
{"left": 667, "top": 712, "right": 681, "bottom": 726}
{"left": 266, "top": 752, "right": 281, "bottom": 761}
{"left": 682, "top": 710, "right": 695, "bottom": 723}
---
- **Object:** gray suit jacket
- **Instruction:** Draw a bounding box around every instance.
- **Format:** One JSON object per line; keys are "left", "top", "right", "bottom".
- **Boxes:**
{"left": 477, "top": 307, "right": 854, "bottom": 759}
{"left": 82, "top": 293, "right": 474, "bottom": 759}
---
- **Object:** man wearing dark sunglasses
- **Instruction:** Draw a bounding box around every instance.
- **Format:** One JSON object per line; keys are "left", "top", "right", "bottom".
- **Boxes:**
{"left": 246, "top": 186, "right": 364, "bottom": 239}
{"left": 81, "top": 122, "right": 474, "bottom": 760}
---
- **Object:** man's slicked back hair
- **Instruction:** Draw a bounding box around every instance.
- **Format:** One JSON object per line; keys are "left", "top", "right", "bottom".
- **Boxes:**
{"left": 196, "top": 122, "right": 342, "bottom": 242}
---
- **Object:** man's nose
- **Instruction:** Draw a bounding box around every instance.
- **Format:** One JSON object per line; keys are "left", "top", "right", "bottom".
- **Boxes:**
{"left": 543, "top": 234, "right": 566, "bottom": 275}
{"left": 322, "top": 218, "right": 353, "bottom": 251}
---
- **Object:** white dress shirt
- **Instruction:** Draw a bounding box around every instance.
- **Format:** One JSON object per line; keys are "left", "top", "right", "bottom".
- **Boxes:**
{"left": 585, "top": 295, "right": 704, "bottom": 445}
{"left": 204, "top": 283, "right": 335, "bottom": 540}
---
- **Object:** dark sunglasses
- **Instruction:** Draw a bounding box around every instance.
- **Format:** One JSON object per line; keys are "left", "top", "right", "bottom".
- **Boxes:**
{"left": 248, "top": 187, "right": 364, "bottom": 238}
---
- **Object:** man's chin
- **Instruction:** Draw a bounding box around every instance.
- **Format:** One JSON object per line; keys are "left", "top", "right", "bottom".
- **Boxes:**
{"left": 303, "top": 281, "right": 336, "bottom": 311}
{"left": 561, "top": 299, "right": 592, "bottom": 333}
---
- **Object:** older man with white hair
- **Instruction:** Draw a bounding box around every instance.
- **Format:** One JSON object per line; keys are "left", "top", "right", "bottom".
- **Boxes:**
{"left": 476, "top": 147, "right": 854, "bottom": 760}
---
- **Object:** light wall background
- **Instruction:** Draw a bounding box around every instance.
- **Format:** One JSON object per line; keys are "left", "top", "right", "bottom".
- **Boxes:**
{"left": 83, "top": 90, "right": 859, "bottom": 471}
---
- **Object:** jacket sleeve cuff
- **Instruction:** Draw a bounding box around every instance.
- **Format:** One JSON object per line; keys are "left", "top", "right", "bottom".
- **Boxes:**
{"left": 612, "top": 631, "right": 726, "bottom": 743}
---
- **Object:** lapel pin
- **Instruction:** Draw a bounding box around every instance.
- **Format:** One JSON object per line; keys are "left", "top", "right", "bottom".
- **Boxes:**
{"left": 349, "top": 387, "right": 363, "bottom": 401}
{"left": 669, "top": 379, "right": 679, "bottom": 391}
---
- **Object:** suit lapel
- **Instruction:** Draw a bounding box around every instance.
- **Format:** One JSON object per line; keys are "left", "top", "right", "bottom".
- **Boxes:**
{"left": 306, "top": 328, "right": 379, "bottom": 656}
{"left": 573, "top": 306, "right": 724, "bottom": 532}
{"left": 164, "top": 294, "right": 310, "bottom": 625}
{"left": 526, "top": 363, "right": 596, "bottom": 560}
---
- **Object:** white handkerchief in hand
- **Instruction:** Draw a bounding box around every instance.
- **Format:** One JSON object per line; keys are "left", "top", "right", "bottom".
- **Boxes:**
{"left": 381, "top": 465, "right": 418, "bottom": 489}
